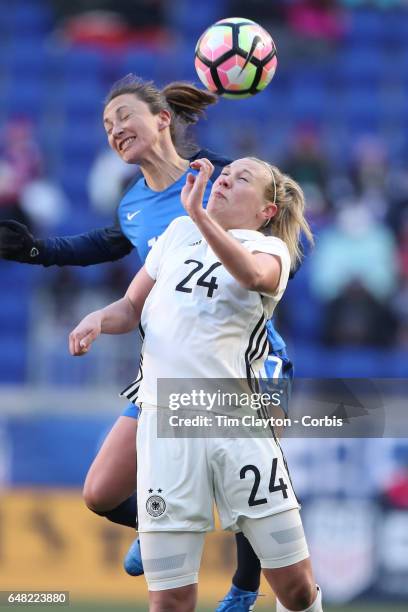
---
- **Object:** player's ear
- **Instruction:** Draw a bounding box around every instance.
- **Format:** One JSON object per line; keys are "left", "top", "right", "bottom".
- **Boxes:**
{"left": 262, "top": 201, "right": 277, "bottom": 224}
{"left": 158, "top": 109, "right": 171, "bottom": 131}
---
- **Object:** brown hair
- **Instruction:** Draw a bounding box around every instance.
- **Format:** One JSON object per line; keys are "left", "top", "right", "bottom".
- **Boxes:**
{"left": 248, "top": 157, "right": 314, "bottom": 269}
{"left": 104, "top": 74, "right": 218, "bottom": 155}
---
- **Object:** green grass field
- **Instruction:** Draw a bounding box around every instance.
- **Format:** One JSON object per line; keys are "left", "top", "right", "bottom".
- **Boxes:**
{"left": 7, "top": 604, "right": 407, "bottom": 612}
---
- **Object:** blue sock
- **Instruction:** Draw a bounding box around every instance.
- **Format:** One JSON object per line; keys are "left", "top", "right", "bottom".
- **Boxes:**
{"left": 94, "top": 494, "right": 137, "bottom": 528}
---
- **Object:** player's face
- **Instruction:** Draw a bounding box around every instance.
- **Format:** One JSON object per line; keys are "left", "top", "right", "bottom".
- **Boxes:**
{"left": 208, "top": 158, "right": 277, "bottom": 230}
{"left": 103, "top": 94, "right": 163, "bottom": 163}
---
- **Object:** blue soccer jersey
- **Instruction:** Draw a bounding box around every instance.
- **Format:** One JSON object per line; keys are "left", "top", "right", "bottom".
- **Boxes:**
{"left": 118, "top": 167, "right": 213, "bottom": 263}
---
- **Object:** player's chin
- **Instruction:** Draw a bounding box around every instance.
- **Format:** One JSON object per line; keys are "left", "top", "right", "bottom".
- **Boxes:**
{"left": 207, "top": 196, "right": 226, "bottom": 215}
{"left": 206, "top": 200, "right": 216, "bottom": 216}
{"left": 119, "top": 152, "right": 139, "bottom": 164}
{"left": 207, "top": 205, "right": 224, "bottom": 225}
{"left": 207, "top": 194, "right": 222, "bottom": 210}
{"left": 119, "top": 145, "right": 144, "bottom": 164}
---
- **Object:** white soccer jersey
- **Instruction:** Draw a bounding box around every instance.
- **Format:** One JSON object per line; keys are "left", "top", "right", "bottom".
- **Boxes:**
{"left": 122, "top": 216, "right": 291, "bottom": 406}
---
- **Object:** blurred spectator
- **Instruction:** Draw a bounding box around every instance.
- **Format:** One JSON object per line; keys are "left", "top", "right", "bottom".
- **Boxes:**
{"left": 385, "top": 167, "right": 408, "bottom": 241}
{"left": 284, "top": 125, "right": 328, "bottom": 192}
{"left": 282, "top": 125, "right": 331, "bottom": 229}
{"left": 349, "top": 135, "right": 389, "bottom": 220}
{"left": 286, "top": 0, "right": 347, "bottom": 43}
{"left": 20, "top": 180, "right": 69, "bottom": 230}
{"left": 310, "top": 202, "right": 398, "bottom": 301}
{"left": 0, "top": 119, "right": 42, "bottom": 227}
{"left": 88, "top": 148, "right": 135, "bottom": 215}
{"left": 50, "top": 0, "right": 170, "bottom": 49}
{"left": 301, "top": 182, "right": 332, "bottom": 231}
{"left": 322, "top": 279, "right": 397, "bottom": 346}
{"left": 0, "top": 118, "right": 68, "bottom": 232}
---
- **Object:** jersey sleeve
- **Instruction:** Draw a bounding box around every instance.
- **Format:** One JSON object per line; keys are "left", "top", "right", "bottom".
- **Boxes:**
{"left": 41, "top": 224, "right": 133, "bottom": 267}
{"left": 245, "top": 237, "right": 291, "bottom": 301}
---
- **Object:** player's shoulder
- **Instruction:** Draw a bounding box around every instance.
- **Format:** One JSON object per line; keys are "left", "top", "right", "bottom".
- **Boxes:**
{"left": 251, "top": 236, "right": 305, "bottom": 281}
{"left": 263, "top": 235, "right": 290, "bottom": 252}
{"left": 244, "top": 232, "right": 291, "bottom": 263}
{"left": 166, "top": 215, "right": 196, "bottom": 236}
{"left": 157, "top": 216, "right": 199, "bottom": 253}
{"left": 161, "top": 215, "right": 195, "bottom": 240}
{"left": 245, "top": 231, "right": 288, "bottom": 250}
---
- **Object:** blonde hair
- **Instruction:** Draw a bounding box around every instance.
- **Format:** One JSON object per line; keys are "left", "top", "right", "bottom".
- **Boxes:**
{"left": 248, "top": 157, "right": 314, "bottom": 269}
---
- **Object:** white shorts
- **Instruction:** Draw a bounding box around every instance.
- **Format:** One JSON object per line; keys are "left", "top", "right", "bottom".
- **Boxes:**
{"left": 136, "top": 405, "right": 299, "bottom": 533}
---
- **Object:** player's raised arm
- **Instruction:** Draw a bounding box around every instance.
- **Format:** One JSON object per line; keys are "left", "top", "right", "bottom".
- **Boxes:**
{"left": 181, "top": 158, "right": 282, "bottom": 294}
{"left": 69, "top": 266, "right": 154, "bottom": 356}
{"left": 0, "top": 220, "right": 133, "bottom": 266}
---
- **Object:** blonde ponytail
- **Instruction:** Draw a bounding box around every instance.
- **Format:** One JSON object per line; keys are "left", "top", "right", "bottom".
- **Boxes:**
{"left": 249, "top": 157, "right": 314, "bottom": 269}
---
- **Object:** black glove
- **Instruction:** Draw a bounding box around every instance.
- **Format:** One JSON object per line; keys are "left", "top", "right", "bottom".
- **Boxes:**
{"left": 0, "top": 220, "right": 44, "bottom": 264}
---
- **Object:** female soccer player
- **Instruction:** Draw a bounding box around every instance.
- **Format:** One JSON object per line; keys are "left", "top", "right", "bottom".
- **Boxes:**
{"left": 0, "top": 76, "right": 292, "bottom": 611}
{"left": 69, "top": 156, "right": 320, "bottom": 612}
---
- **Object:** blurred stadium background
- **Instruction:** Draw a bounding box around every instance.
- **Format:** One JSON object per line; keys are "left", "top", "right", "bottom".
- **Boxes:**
{"left": 1, "top": 0, "right": 408, "bottom": 610}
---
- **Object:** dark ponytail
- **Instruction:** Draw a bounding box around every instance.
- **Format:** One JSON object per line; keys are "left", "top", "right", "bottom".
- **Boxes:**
{"left": 162, "top": 81, "right": 218, "bottom": 124}
{"left": 104, "top": 74, "right": 218, "bottom": 155}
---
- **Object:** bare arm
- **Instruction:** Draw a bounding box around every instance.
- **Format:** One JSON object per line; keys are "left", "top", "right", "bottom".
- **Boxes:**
{"left": 69, "top": 267, "right": 155, "bottom": 356}
{"left": 181, "top": 159, "right": 282, "bottom": 295}
{"left": 191, "top": 213, "right": 281, "bottom": 294}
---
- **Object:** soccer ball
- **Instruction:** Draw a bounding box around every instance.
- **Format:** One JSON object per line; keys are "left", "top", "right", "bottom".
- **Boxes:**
{"left": 195, "top": 17, "right": 277, "bottom": 99}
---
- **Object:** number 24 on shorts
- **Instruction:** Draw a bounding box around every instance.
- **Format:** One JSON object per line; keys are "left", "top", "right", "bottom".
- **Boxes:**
{"left": 241, "top": 458, "right": 288, "bottom": 507}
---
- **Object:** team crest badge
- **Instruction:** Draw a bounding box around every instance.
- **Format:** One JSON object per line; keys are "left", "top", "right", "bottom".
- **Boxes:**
{"left": 146, "top": 494, "right": 166, "bottom": 517}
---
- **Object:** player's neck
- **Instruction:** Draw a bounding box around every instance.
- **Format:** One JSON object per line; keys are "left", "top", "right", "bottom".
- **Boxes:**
{"left": 140, "top": 148, "right": 189, "bottom": 192}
